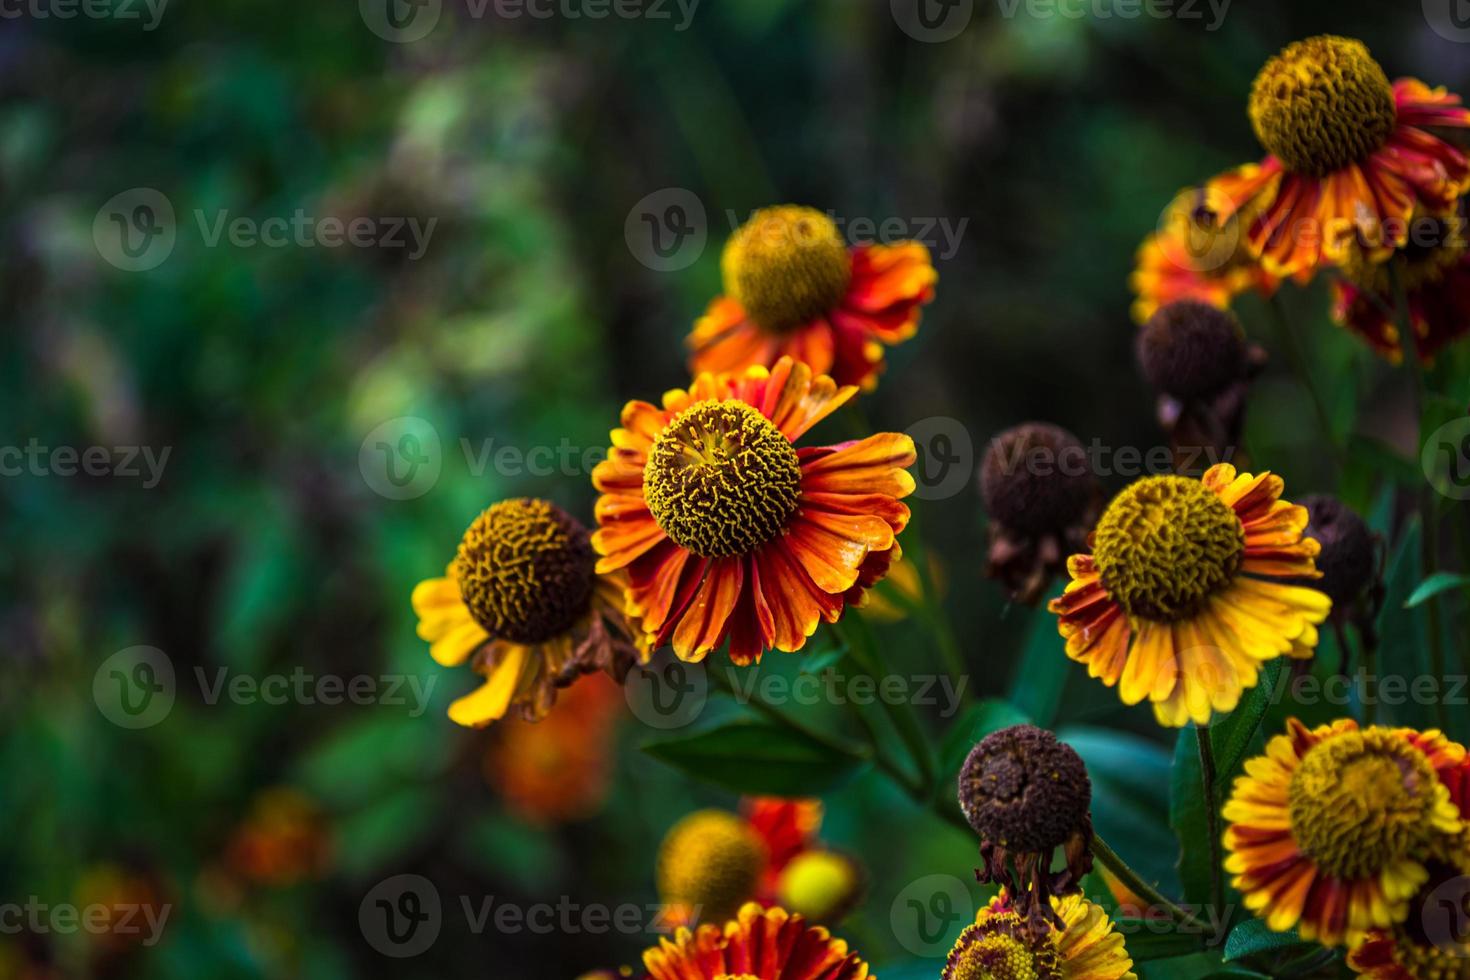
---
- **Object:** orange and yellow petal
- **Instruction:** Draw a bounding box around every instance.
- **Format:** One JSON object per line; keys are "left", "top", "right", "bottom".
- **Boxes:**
{"left": 642, "top": 902, "right": 871, "bottom": 980}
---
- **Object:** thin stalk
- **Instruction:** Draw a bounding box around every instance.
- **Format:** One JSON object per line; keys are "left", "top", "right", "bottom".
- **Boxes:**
{"left": 1197, "top": 726, "right": 1225, "bottom": 937}
{"left": 1266, "top": 294, "right": 1342, "bottom": 459}
{"left": 1091, "top": 834, "right": 1210, "bottom": 934}
{"left": 835, "top": 617, "right": 937, "bottom": 794}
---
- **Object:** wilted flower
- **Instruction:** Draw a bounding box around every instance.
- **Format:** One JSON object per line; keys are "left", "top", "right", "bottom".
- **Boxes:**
{"left": 1050, "top": 464, "right": 1331, "bottom": 727}
{"left": 592, "top": 357, "right": 914, "bottom": 663}
{"left": 1208, "top": 35, "right": 1470, "bottom": 279}
{"left": 1224, "top": 718, "right": 1469, "bottom": 947}
{"left": 688, "top": 205, "right": 936, "bottom": 390}
{"left": 958, "top": 724, "right": 1094, "bottom": 932}
{"left": 1297, "top": 495, "right": 1384, "bottom": 661}
{"left": 642, "top": 903, "right": 871, "bottom": 980}
{"left": 412, "top": 498, "right": 646, "bottom": 727}
{"left": 942, "top": 890, "right": 1136, "bottom": 980}
{"left": 980, "top": 423, "right": 1100, "bottom": 605}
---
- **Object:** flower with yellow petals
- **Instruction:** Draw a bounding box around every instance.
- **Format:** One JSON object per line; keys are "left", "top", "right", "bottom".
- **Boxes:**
{"left": 942, "top": 891, "right": 1136, "bottom": 980}
{"left": 1223, "top": 718, "right": 1469, "bottom": 947}
{"left": 411, "top": 498, "right": 645, "bottom": 728}
{"left": 1348, "top": 859, "right": 1470, "bottom": 980}
{"left": 1207, "top": 36, "right": 1470, "bottom": 279}
{"left": 1049, "top": 463, "right": 1331, "bottom": 727}
{"left": 642, "top": 902, "right": 871, "bottom": 980}
{"left": 688, "top": 206, "right": 936, "bottom": 391}
{"left": 592, "top": 356, "right": 914, "bottom": 664}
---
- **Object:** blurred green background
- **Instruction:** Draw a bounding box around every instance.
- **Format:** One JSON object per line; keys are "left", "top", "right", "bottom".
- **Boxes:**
{"left": 3, "top": 1, "right": 1469, "bottom": 977}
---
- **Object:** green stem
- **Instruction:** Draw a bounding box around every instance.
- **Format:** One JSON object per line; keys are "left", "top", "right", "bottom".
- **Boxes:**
{"left": 835, "top": 617, "right": 937, "bottom": 794}
{"left": 1266, "top": 294, "right": 1342, "bottom": 459}
{"left": 1090, "top": 834, "right": 1210, "bottom": 934}
{"left": 707, "top": 667, "right": 874, "bottom": 765}
{"left": 1197, "top": 726, "right": 1225, "bottom": 937}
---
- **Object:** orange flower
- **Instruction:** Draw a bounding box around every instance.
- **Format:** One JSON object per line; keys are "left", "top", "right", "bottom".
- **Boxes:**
{"left": 225, "top": 788, "right": 333, "bottom": 887}
{"left": 642, "top": 903, "right": 870, "bottom": 980}
{"left": 1130, "top": 184, "right": 1281, "bottom": 324}
{"left": 688, "top": 206, "right": 935, "bottom": 390}
{"left": 1208, "top": 37, "right": 1470, "bottom": 280}
{"left": 1223, "top": 719, "right": 1468, "bottom": 947}
{"left": 484, "top": 672, "right": 622, "bottom": 825}
{"left": 592, "top": 357, "right": 914, "bottom": 664}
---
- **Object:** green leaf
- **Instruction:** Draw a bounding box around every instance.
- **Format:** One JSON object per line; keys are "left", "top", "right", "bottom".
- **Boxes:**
{"left": 1377, "top": 520, "right": 1432, "bottom": 728}
{"left": 1222, "top": 918, "right": 1314, "bottom": 963}
{"left": 1169, "top": 728, "right": 1214, "bottom": 909}
{"left": 642, "top": 721, "right": 865, "bottom": 796}
{"left": 1113, "top": 922, "right": 1204, "bottom": 962}
{"left": 938, "top": 698, "right": 1030, "bottom": 782}
{"left": 1405, "top": 571, "right": 1470, "bottom": 608}
{"left": 1210, "top": 661, "right": 1279, "bottom": 782}
{"left": 1008, "top": 588, "right": 1069, "bottom": 726}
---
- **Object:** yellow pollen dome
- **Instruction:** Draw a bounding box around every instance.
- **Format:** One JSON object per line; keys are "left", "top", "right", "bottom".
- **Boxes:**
{"left": 454, "top": 498, "right": 595, "bottom": 644}
{"left": 656, "top": 810, "right": 767, "bottom": 925}
{"left": 1249, "top": 35, "right": 1397, "bottom": 177}
{"left": 1091, "top": 476, "right": 1245, "bottom": 621}
{"left": 722, "top": 206, "right": 852, "bottom": 332}
{"left": 945, "top": 925, "right": 1060, "bottom": 980}
{"left": 1287, "top": 729, "right": 1444, "bottom": 880}
{"left": 775, "top": 850, "right": 860, "bottom": 922}
{"left": 643, "top": 400, "right": 803, "bottom": 558}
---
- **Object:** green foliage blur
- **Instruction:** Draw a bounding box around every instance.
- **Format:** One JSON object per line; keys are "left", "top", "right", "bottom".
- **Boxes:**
{"left": 3, "top": 1, "right": 1468, "bottom": 978}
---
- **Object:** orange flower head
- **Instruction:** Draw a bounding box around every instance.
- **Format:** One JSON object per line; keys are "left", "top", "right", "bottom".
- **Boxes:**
{"left": 1207, "top": 36, "right": 1470, "bottom": 278}
{"left": 412, "top": 498, "right": 646, "bottom": 728}
{"left": 689, "top": 206, "right": 935, "bottom": 390}
{"left": 1224, "top": 718, "right": 1468, "bottom": 947}
{"left": 643, "top": 903, "right": 871, "bottom": 980}
{"left": 1050, "top": 464, "right": 1331, "bottom": 727}
{"left": 593, "top": 357, "right": 914, "bottom": 664}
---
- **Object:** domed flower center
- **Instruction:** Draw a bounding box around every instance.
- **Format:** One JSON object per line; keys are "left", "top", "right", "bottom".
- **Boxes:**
{"left": 644, "top": 400, "right": 802, "bottom": 558}
{"left": 1092, "top": 476, "right": 1244, "bottom": 621}
{"left": 454, "top": 498, "right": 594, "bottom": 644}
{"left": 722, "top": 206, "right": 852, "bottom": 332}
{"left": 944, "top": 917, "right": 1061, "bottom": 980}
{"left": 1287, "top": 730, "right": 1440, "bottom": 880}
{"left": 776, "top": 851, "right": 860, "bottom": 921}
{"left": 959, "top": 725, "right": 1091, "bottom": 853}
{"left": 657, "top": 811, "right": 766, "bottom": 925}
{"left": 1249, "top": 35, "right": 1397, "bottom": 177}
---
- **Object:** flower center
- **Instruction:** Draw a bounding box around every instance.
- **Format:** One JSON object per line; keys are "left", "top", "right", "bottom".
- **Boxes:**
{"left": 944, "top": 916, "right": 1061, "bottom": 980}
{"left": 657, "top": 810, "right": 766, "bottom": 925}
{"left": 1249, "top": 35, "right": 1397, "bottom": 177}
{"left": 960, "top": 725, "right": 1091, "bottom": 853}
{"left": 1344, "top": 210, "right": 1470, "bottom": 295}
{"left": 1287, "top": 730, "right": 1440, "bottom": 880}
{"left": 644, "top": 400, "right": 803, "bottom": 558}
{"left": 454, "top": 498, "right": 594, "bottom": 644}
{"left": 722, "top": 206, "right": 852, "bottom": 332}
{"left": 1092, "top": 476, "right": 1244, "bottom": 621}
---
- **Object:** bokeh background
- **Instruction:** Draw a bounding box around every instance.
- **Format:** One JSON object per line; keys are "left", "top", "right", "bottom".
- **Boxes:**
{"left": 3, "top": 0, "right": 1469, "bottom": 977}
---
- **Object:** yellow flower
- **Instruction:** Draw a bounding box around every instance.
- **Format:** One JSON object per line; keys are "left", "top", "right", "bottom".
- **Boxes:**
{"left": 942, "top": 891, "right": 1137, "bottom": 980}
{"left": 411, "top": 498, "right": 645, "bottom": 727}
{"left": 1223, "top": 718, "right": 1469, "bottom": 947}
{"left": 1049, "top": 463, "right": 1330, "bottom": 727}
